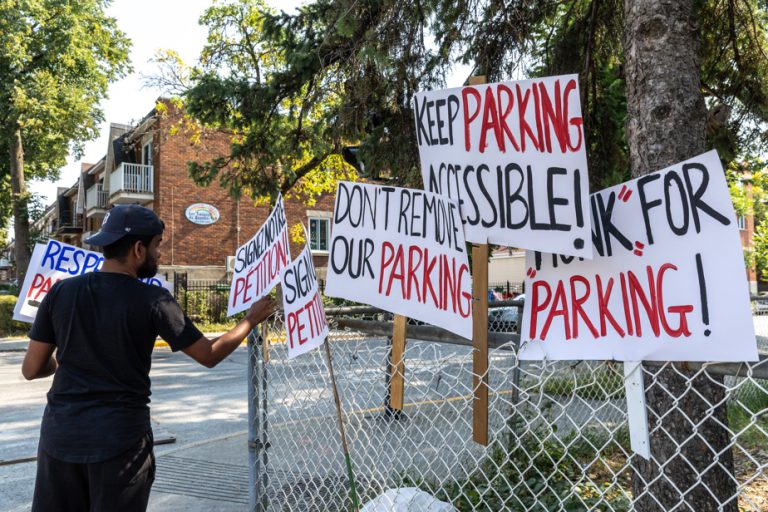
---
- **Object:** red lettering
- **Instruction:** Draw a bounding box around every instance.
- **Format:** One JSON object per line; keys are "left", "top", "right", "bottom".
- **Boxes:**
{"left": 421, "top": 248, "right": 439, "bottom": 306}
{"left": 528, "top": 281, "right": 552, "bottom": 339}
{"left": 385, "top": 245, "right": 406, "bottom": 297}
{"left": 628, "top": 268, "right": 660, "bottom": 337}
{"left": 407, "top": 246, "right": 422, "bottom": 301}
{"left": 516, "top": 84, "right": 540, "bottom": 152}
{"left": 287, "top": 312, "right": 298, "bottom": 348}
{"left": 462, "top": 87, "right": 482, "bottom": 151}
{"left": 496, "top": 84, "right": 520, "bottom": 152}
{"left": 538, "top": 80, "right": 567, "bottom": 153}
{"left": 540, "top": 281, "right": 570, "bottom": 341}
{"left": 656, "top": 263, "right": 693, "bottom": 337}
{"left": 620, "top": 273, "right": 633, "bottom": 336}
{"left": 379, "top": 241, "right": 396, "bottom": 294}
{"left": 28, "top": 274, "right": 45, "bottom": 300}
{"left": 570, "top": 275, "right": 598, "bottom": 338}
{"left": 479, "top": 86, "right": 503, "bottom": 153}
{"left": 457, "top": 264, "right": 472, "bottom": 318}
{"left": 596, "top": 275, "right": 625, "bottom": 337}
{"left": 564, "top": 79, "right": 583, "bottom": 151}
{"left": 441, "top": 255, "right": 457, "bottom": 313}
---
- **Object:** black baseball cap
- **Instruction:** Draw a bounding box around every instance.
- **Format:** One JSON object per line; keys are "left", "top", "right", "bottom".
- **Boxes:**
{"left": 85, "top": 204, "right": 165, "bottom": 247}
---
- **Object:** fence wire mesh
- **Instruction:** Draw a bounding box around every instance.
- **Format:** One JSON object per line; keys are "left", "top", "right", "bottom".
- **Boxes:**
{"left": 244, "top": 301, "right": 767, "bottom": 511}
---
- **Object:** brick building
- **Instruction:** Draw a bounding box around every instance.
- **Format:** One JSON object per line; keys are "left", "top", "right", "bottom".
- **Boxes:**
{"left": 50, "top": 99, "right": 336, "bottom": 281}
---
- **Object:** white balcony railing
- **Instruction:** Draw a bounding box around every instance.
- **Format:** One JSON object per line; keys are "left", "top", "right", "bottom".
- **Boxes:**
{"left": 110, "top": 163, "right": 153, "bottom": 195}
{"left": 85, "top": 184, "right": 107, "bottom": 211}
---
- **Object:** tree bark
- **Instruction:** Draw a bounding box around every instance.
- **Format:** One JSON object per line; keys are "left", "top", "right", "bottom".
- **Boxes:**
{"left": 9, "top": 125, "right": 31, "bottom": 286}
{"left": 624, "top": 1, "right": 737, "bottom": 510}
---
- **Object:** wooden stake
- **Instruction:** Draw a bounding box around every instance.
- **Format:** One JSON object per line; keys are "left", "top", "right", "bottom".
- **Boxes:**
{"left": 389, "top": 314, "right": 408, "bottom": 410}
{"left": 467, "top": 74, "right": 490, "bottom": 447}
{"left": 323, "top": 340, "right": 360, "bottom": 511}
{"left": 471, "top": 243, "right": 489, "bottom": 446}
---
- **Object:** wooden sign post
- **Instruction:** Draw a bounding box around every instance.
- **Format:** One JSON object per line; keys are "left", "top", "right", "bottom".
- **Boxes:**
{"left": 389, "top": 314, "right": 408, "bottom": 411}
{"left": 468, "top": 75, "right": 490, "bottom": 446}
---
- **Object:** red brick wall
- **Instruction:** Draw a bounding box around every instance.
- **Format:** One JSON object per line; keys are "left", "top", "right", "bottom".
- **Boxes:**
{"left": 152, "top": 101, "right": 335, "bottom": 270}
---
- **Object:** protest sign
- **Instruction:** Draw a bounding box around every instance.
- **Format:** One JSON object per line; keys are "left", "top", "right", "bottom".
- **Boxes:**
{"left": 13, "top": 239, "right": 171, "bottom": 323}
{"left": 520, "top": 150, "right": 758, "bottom": 362}
{"left": 325, "top": 181, "right": 472, "bottom": 339}
{"left": 282, "top": 240, "right": 329, "bottom": 358}
{"left": 228, "top": 194, "right": 291, "bottom": 316}
{"left": 413, "top": 74, "right": 592, "bottom": 258}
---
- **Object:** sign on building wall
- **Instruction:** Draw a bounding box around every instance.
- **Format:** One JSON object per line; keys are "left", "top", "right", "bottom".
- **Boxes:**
{"left": 228, "top": 194, "right": 290, "bottom": 316}
{"left": 325, "top": 182, "right": 473, "bottom": 339}
{"left": 520, "top": 150, "right": 758, "bottom": 362}
{"left": 413, "top": 74, "right": 592, "bottom": 258}
{"left": 13, "top": 240, "right": 171, "bottom": 323}
{"left": 185, "top": 203, "right": 220, "bottom": 225}
{"left": 282, "top": 239, "right": 329, "bottom": 359}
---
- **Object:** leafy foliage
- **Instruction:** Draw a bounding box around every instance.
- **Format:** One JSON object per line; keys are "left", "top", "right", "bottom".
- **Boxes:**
{"left": 167, "top": 0, "right": 768, "bottom": 202}
{"left": 0, "top": 0, "right": 131, "bottom": 257}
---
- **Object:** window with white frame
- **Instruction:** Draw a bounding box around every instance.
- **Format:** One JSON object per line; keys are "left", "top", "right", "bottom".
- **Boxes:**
{"left": 308, "top": 218, "right": 330, "bottom": 252}
{"left": 142, "top": 141, "right": 153, "bottom": 166}
{"left": 738, "top": 215, "right": 746, "bottom": 230}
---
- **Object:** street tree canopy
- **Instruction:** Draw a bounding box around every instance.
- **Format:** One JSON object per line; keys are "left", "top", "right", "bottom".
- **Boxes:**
{"left": 175, "top": 0, "right": 768, "bottom": 195}
{"left": 0, "top": 0, "right": 131, "bottom": 280}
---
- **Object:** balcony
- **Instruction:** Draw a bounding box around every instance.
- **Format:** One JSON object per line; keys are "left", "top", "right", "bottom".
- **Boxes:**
{"left": 85, "top": 184, "right": 108, "bottom": 217}
{"left": 110, "top": 162, "right": 154, "bottom": 204}
{"left": 56, "top": 211, "right": 83, "bottom": 235}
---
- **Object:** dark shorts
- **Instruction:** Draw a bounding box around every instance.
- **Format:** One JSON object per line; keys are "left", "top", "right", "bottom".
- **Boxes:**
{"left": 32, "top": 430, "right": 155, "bottom": 512}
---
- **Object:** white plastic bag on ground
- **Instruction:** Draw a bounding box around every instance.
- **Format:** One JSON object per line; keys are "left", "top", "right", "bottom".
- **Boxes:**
{"left": 360, "top": 487, "right": 457, "bottom": 512}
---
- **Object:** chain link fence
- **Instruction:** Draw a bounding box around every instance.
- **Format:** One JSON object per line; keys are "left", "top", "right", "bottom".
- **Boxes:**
{"left": 241, "top": 298, "right": 768, "bottom": 511}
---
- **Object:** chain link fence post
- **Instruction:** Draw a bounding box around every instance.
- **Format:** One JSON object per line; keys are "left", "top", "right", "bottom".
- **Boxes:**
{"left": 247, "top": 328, "right": 269, "bottom": 512}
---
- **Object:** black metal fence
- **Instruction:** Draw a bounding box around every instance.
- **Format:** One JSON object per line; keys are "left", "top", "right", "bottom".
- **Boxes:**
{"left": 172, "top": 272, "right": 525, "bottom": 325}
{"left": 172, "top": 272, "right": 231, "bottom": 324}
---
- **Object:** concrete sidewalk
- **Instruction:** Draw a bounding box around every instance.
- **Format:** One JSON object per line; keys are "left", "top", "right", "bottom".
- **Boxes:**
{"left": 0, "top": 431, "right": 251, "bottom": 512}
{"left": 149, "top": 431, "right": 250, "bottom": 511}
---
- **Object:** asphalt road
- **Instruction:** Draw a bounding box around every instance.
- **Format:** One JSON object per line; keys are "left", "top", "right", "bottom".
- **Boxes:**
{"left": 0, "top": 346, "right": 252, "bottom": 512}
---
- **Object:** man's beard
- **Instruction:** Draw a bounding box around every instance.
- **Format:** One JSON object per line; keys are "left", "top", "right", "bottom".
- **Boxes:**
{"left": 137, "top": 258, "right": 158, "bottom": 278}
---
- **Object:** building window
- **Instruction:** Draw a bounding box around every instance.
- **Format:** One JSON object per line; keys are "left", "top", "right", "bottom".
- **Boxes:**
{"left": 142, "top": 141, "right": 153, "bottom": 166}
{"left": 738, "top": 215, "right": 746, "bottom": 230}
{"left": 309, "top": 218, "right": 329, "bottom": 252}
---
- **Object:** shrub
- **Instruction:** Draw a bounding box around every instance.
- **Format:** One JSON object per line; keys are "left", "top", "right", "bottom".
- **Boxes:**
{"left": 0, "top": 296, "right": 28, "bottom": 337}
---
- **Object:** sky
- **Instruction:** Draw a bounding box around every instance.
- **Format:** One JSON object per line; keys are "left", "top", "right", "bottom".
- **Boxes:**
{"left": 28, "top": 0, "right": 301, "bottom": 206}
{"left": 24, "top": 0, "right": 470, "bottom": 230}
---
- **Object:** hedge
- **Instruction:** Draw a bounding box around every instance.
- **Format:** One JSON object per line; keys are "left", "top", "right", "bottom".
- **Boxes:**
{"left": 0, "top": 296, "right": 27, "bottom": 337}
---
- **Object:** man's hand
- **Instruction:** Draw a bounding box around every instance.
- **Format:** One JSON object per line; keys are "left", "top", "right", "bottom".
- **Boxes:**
{"left": 245, "top": 296, "right": 278, "bottom": 329}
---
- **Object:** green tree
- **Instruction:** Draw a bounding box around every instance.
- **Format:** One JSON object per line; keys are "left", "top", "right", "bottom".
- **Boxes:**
{"left": 152, "top": 0, "right": 358, "bottom": 205}
{"left": 0, "top": 0, "right": 131, "bottom": 283}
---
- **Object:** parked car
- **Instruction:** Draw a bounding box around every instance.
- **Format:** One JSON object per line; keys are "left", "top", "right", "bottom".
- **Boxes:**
{"left": 754, "top": 298, "right": 768, "bottom": 315}
{"left": 488, "top": 306, "right": 520, "bottom": 332}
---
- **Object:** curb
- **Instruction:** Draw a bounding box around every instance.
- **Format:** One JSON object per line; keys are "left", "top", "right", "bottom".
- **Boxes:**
{"left": 0, "top": 334, "right": 236, "bottom": 352}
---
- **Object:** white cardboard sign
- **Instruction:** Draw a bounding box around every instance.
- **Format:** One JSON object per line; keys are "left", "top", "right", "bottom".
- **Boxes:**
{"left": 281, "top": 241, "right": 329, "bottom": 358}
{"left": 13, "top": 240, "right": 172, "bottom": 324}
{"left": 228, "top": 194, "right": 291, "bottom": 316}
{"left": 325, "top": 182, "right": 473, "bottom": 339}
{"left": 520, "top": 150, "right": 758, "bottom": 362}
{"left": 414, "top": 74, "right": 591, "bottom": 258}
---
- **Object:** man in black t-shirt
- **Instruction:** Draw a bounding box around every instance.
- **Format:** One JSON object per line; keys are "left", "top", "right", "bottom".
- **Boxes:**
{"left": 22, "top": 205, "right": 276, "bottom": 512}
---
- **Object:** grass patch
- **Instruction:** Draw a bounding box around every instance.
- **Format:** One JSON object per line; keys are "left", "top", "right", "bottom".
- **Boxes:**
{"left": 535, "top": 366, "right": 626, "bottom": 401}
{"left": 727, "top": 380, "right": 768, "bottom": 451}
{"left": 402, "top": 415, "right": 632, "bottom": 511}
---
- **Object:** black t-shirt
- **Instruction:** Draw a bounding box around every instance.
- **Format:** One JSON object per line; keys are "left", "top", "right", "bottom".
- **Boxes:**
{"left": 29, "top": 272, "right": 203, "bottom": 463}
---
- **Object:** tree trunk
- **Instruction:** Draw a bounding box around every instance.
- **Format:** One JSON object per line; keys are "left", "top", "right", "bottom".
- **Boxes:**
{"left": 9, "top": 125, "right": 31, "bottom": 286}
{"left": 624, "top": 1, "right": 737, "bottom": 510}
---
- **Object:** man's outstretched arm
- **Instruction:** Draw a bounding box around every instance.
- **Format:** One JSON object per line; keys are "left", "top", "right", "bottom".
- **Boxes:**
{"left": 22, "top": 341, "right": 57, "bottom": 380}
{"left": 182, "top": 296, "right": 277, "bottom": 368}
